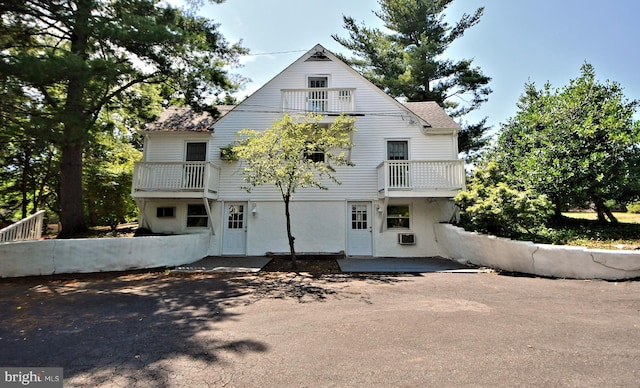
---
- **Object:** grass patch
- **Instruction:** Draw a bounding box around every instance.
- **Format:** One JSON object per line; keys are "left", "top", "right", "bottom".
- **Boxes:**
{"left": 458, "top": 214, "right": 640, "bottom": 250}
{"left": 529, "top": 216, "right": 640, "bottom": 250}
{"left": 562, "top": 212, "right": 640, "bottom": 224}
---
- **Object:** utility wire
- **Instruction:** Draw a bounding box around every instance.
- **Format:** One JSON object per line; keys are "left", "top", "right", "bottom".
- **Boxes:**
{"left": 242, "top": 49, "right": 307, "bottom": 56}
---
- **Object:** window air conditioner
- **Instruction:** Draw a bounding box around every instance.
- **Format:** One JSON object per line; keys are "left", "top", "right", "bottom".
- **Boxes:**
{"left": 398, "top": 233, "right": 416, "bottom": 245}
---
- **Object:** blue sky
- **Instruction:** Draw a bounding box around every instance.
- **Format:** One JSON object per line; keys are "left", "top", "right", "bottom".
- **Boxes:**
{"left": 199, "top": 0, "right": 640, "bottom": 132}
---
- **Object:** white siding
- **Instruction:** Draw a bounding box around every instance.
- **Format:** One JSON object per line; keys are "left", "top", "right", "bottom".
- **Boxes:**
{"left": 144, "top": 133, "right": 214, "bottom": 162}
{"left": 212, "top": 55, "right": 458, "bottom": 202}
{"left": 137, "top": 45, "right": 463, "bottom": 257}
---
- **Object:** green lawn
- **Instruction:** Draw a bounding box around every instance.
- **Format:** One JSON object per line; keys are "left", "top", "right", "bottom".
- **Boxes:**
{"left": 557, "top": 212, "right": 640, "bottom": 249}
{"left": 562, "top": 212, "right": 640, "bottom": 224}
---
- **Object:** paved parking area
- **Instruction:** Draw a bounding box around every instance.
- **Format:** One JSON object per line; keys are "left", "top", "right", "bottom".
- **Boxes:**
{"left": 174, "top": 256, "right": 481, "bottom": 274}
{"left": 1, "top": 270, "right": 639, "bottom": 387}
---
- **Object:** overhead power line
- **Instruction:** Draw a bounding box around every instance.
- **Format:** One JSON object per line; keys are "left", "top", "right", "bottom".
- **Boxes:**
{"left": 242, "top": 49, "right": 307, "bottom": 57}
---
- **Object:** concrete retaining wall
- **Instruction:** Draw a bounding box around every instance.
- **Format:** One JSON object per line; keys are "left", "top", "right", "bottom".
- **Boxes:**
{"left": 0, "top": 233, "right": 210, "bottom": 278}
{"left": 434, "top": 224, "right": 640, "bottom": 280}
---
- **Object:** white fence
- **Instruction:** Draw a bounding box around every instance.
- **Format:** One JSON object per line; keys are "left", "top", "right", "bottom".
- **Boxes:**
{"left": 435, "top": 224, "right": 640, "bottom": 280}
{"left": 0, "top": 233, "right": 210, "bottom": 278}
{"left": 0, "top": 210, "right": 45, "bottom": 243}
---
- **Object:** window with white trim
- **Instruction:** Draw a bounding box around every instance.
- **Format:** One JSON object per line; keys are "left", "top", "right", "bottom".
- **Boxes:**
{"left": 186, "top": 142, "right": 207, "bottom": 161}
{"left": 308, "top": 76, "right": 328, "bottom": 112}
{"left": 187, "top": 204, "right": 208, "bottom": 227}
{"left": 386, "top": 205, "right": 410, "bottom": 229}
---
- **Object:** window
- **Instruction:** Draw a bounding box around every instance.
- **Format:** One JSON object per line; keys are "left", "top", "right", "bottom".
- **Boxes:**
{"left": 351, "top": 204, "right": 368, "bottom": 230}
{"left": 156, "top": 207, "right": 175, "bottom": 218}
{"left": 304, "top": 143, "right": 325, "bottom": 163}
{"left": 387, "top": 205, "right": 410, "bottom": 229}
{"left": 186, "top": 142, "right": 207, "bottom": 161}
{"left": 227, "top": 205, "right": 244, "bottom": 229}
{"left": 308, "top": 76, "right": 327, "bottom": 88}
{"left": 387, "top": 141, "right": 408, "bottom": 160}
{"left": 187, "top": 204, "right": 208, "bottom": 227}
{"left": 308, "top": 76, "right": 328, "bottom": 112}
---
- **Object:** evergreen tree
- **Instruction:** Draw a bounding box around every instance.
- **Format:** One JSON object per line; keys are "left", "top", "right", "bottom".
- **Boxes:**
{"left": 333, "top": 0, "right": 492, "bottom": 156}
{"left": 0, "top": 0, "right": 246, "bottom": 237}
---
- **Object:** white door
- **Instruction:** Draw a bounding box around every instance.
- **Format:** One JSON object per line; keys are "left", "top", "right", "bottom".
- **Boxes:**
{"left": 222, "top": 202, "right": 247, "bottom": 255}
{"left": 347, "top": 202, "right": 373, "bottom": 256}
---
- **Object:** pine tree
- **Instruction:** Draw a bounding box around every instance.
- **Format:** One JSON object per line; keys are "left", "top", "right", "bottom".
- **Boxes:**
{"left": 333, "top": 0, "right": 491, "bottom": 156}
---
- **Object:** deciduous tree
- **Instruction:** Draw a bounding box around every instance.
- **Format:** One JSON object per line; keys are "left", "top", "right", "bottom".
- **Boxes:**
{"left": 488, "top": 63, "right": 640, "bottom": 223}
{"left": 233, "top": 114, "right": 356, "bottom": 266}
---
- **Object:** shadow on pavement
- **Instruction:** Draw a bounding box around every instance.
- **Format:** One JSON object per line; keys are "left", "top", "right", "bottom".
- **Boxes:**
{"left": 0, "top": 269, "right": 417, "bottom": 385}
{"left": 0, "top": 271, "right": 268, "bottom": 386}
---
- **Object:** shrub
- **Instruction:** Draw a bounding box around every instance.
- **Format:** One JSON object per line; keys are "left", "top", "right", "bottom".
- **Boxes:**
{"left": 455, "top": 162, "right": 554, "bottom": 238}
{"left": 627, "top": 201, "right": 640, "bottom": 214}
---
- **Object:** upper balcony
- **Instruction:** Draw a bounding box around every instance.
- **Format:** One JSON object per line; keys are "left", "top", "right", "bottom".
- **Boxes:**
{"left": 281, "top": 88, "right": 355, "bottom": 114}
{"left": 132, "top": 162, "right": 219, "bottom": 199}
{"left": 377, "top": 160, "right": 466, "bottom": 198}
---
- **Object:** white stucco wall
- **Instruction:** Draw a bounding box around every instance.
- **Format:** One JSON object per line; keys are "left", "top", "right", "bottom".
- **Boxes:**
{"left": 435, "top": 224, "right": 640, "bottom": 280}
{"left": 0, "top": 233, "right": 210, "bottom": 278}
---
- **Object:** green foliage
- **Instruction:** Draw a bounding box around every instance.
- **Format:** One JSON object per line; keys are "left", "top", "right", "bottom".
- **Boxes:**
{"left": 83, "top": 132, "right": 141, "bottom": 230}
{"left": 233, "top": 114, "right": 356, "bottom": 196}
{"left": 219, "top": 145, "right": 239, "bottom": 162}
{"left": 333, "top": 0, "right": 492, "bottom": 156}
{"left": 455, "top": 162, "right": 554, "bottom": 238}
{"left": 0, "top": 0, "right": 247, "bottom": 236}
{"left": 0, "top": 77, "right": 59, "bottom": 221}
{"left": 488, "top": 63, "right": 640, "bottom": 224}
{"left": 627, "top": 202, "right": 640, "bottom": 214}
{"left": 233, "top": 113, "right": 356, "bottom": 261}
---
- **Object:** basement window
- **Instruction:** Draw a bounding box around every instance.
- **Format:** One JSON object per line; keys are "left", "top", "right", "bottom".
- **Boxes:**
{"left": 156, "top": 207, "right": 175, "bottom": 218}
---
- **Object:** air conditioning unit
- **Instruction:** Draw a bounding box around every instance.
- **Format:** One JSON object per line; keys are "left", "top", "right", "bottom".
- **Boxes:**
{"left": 398, "top": 233, "right": 416, "bottom": 245}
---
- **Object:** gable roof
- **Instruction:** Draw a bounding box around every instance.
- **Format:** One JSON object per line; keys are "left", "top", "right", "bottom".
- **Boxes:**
{"left": 403, "top": 101, "right": 460, "bottom": 130}
{"left": 144, "top": 105, "right": 234, "bottom": 132}
{"left": 144, "top": 44, "right": 460, "bottom": 133}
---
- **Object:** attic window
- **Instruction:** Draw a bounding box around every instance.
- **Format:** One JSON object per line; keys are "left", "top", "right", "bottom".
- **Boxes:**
{"left": 306, "top": 50, "right": 331, "bottom": 61}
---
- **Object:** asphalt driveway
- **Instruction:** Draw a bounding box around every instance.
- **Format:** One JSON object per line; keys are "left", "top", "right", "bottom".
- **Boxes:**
{"left": 1, "top": 270, "right": 639, "bottom": 387}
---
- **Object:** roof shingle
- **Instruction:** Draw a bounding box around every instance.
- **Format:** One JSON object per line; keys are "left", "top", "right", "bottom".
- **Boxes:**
{"left": 403, "top": 101, "right": 460, "bottom": 129}
{"left": 144, "top": 105, "right": 234, "bottom": 132}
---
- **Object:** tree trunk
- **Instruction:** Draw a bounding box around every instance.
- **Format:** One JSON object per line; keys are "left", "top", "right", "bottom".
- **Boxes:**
{"left": 283, "top": 195, "right": 297, "bottom": 270}
{"left": 553, "top": 203, "right": 563, "bottom": 220}
{"left": 58, "top": 143, "right": 87, "bottom": 238}
{"left": 57, "top": 0, "right": 90, "bottom": 238}
{"left": 594, "top": 197, "right": 619, "bottom": 225}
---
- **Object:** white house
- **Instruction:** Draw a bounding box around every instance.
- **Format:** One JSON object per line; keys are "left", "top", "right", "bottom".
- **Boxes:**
{"left": 131, "top": 44, "right": 465, "bottom": 257}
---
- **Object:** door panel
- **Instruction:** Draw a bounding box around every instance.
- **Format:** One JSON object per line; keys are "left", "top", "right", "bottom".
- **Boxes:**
{"left": 347, "top": 202, "right": 373, "bottom": 256}
{"left": 222, "top": 202, "right": 247, "bottom": 255}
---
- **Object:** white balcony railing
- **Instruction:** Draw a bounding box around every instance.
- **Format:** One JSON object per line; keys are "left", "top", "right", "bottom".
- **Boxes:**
{"left": 282, "top": 88, "right": 355, "bottom": 113}
{"left": 377, "top": 160, "right": 466, "bottom": 197}
{"left": 132, "top": 162, "right": 219, "bottom": 196}
{"left": 0, "top": 210, "right": 45, "bottom": 243}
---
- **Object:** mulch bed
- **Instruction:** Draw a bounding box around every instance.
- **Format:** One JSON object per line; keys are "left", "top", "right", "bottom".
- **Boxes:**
{"left": 261, "top": 257, "right": 342, "bottom": 275}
